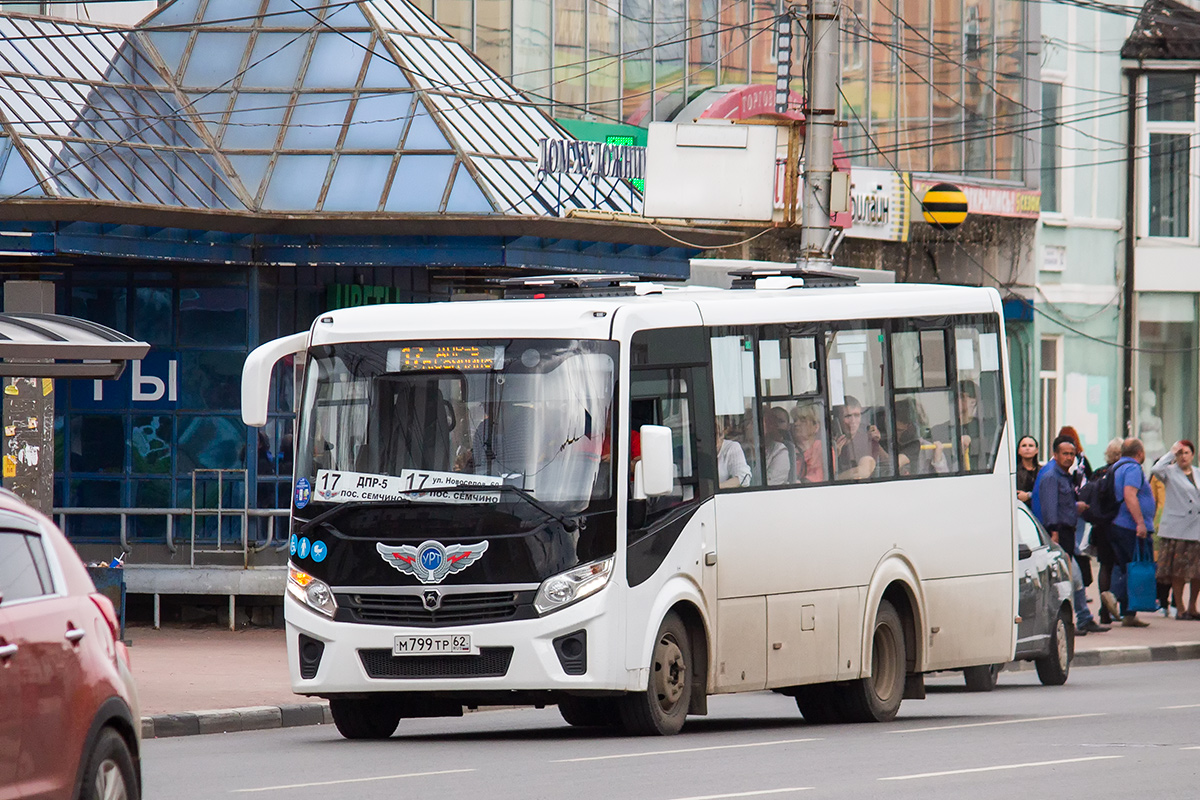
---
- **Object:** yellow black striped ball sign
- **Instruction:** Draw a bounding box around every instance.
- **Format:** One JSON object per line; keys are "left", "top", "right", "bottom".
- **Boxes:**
{"left": 921, "top": 183, "right": 968, "bottom": 230}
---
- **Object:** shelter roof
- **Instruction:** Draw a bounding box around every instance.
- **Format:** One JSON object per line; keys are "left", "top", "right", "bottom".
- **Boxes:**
{"left": 0, "top": 0, "right": 640, "bottom": 220}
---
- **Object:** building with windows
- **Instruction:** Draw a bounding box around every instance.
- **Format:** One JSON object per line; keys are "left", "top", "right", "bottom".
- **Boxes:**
{"left": 1122, "top": 0, "right": 1200, "bottom": 456}
{"left": 1026, "top": 0, "right": 1131, "bottom": 456}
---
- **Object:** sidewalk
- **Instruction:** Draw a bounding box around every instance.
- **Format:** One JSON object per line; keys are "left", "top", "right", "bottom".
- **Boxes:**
{"left": 131, "top": 584, "right": 1200, "bottom": 739}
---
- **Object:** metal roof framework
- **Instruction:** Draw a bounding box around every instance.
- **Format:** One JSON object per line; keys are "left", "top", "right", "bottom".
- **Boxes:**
{"left": 0, "top": 0, "right": 642, "bottom": 219}
{"left": 0, "top": 312, "right": 149, "bottom": 378}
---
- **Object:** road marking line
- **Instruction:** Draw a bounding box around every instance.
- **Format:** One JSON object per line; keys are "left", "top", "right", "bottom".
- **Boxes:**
{"left": 231, "top": 769, "right": 475, "bottom": 793}
{"left": 879, "top": 755, "right": 1122, "bottom": 781}
{"left": 668, "top": 788, "right": 812, "bottom": 800}
{"left": 553, "top": 738, "right": 821, "bottom": 763}
{"left": 1181, "top": 746, "right": 1200, "bottom": 750}
{"left": 1162, "top": 703, "right": 1200, "bottom": 709}
{"left": 890, "top": 713, "right": 1104, "bottom": 734}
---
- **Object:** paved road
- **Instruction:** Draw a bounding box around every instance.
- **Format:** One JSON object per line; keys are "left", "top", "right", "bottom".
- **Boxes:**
{"left": 145, "top": 662, "right": 1200, "bottom": 799}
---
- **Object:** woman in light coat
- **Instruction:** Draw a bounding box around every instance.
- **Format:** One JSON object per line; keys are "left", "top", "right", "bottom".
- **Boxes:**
{"left": 1151, "top": 440, "right": 1200, "bottom": 619}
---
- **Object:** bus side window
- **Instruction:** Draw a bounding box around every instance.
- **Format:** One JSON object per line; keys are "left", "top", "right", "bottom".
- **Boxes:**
{"left": 953, "top": 319, "right": 1005, "bottom": 473}
{"left": 891, "top": 327, "right": 958, "bottom": 476}
{"left": 826, "top": 328, "right": 893, "bottom": 482}
{"left": 711, "top": 330, "right": 763, "bottom": 488}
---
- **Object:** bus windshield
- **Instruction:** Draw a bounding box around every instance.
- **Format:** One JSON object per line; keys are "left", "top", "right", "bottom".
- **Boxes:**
{"left": 297, "top": 339, "right": 617, "bottom": 512}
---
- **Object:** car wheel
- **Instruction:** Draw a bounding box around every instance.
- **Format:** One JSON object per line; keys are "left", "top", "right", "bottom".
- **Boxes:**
{"left": 793, "top": 683, "right": 844, "bottom": 724}
{"left": 329, "top": 697, "right": 402, "bottom": 739}
{"left": 558, "top": 696, "right": 620, "bottom": 727}
{"left": 963, "top": 664, "right": 1002, "bottom": 692}
{"left": 839, "top": 600, "right": 906, "bottom": 722}
{"left": 80, "top": 728, "right": 139, "bottom": 800}
{"left": 1035, "top": 610, "right": 1072, "bottom": 686}
{"left": 618, "top": 612, "right": 691, "bottom": 735}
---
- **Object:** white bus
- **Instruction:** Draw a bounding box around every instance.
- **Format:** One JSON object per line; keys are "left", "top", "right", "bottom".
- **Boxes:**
{"left": 242, "top": 270, "right": 1018, "bottom": 738}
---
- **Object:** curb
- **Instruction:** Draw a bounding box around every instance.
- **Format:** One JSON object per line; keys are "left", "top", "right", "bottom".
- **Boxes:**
{"left": 141, "top": 703, "right": 331, "bottom": 739}
{"left": 141, "top": 644, "right": 1200, "bottom": 739}
{"left": 1006, "top": 642, "right": 1200, "bottom": 672}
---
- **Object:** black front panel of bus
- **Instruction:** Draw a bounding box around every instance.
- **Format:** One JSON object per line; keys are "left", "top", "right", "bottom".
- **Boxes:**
{"left": 289, "top": 505, "right": 617, "bottom": 587}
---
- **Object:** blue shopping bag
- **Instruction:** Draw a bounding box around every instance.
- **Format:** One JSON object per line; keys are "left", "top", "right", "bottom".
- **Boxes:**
{"left": 1126, "top": 538, "right": 1158, "bottom": 613}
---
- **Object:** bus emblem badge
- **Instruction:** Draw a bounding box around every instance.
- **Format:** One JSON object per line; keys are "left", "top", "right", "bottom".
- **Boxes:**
{"left": 376, "top": 540, "right": 489, "bottom": 584}
{"left": 422, "top": 590, "right": 442, "bottom": 611}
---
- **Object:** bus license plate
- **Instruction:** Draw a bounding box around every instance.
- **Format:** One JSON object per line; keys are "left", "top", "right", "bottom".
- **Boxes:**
{"left": 393, "top": 634, "right": 473, "bottom": 656}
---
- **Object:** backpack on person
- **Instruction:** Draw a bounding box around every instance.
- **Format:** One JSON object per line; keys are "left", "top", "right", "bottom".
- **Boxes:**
{"left": 1080, "top": 465, "right": 1121, "bottom": 524}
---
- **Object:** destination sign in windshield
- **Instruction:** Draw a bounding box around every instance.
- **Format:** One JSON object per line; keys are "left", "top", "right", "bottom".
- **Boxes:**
{"left": 313, "top": 468, "right": 503, "bottom": 505}
{"left": 387, "top": 345, "right": 505, "bottom": 372}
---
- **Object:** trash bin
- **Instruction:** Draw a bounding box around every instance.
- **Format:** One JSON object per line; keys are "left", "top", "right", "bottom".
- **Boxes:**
{"left": 86, "top": 565, "right": 126, "bottom": 639}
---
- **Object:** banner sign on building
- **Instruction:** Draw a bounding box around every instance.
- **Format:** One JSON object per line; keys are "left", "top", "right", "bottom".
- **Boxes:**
{"left": 537, "top": 138, "right": 646, "bottom": 182}
{"left": 846, "top": 167, "right": 911, "bottom": 242}
{"left": 911, "top": 177, "right": 1039, "bottom": 220}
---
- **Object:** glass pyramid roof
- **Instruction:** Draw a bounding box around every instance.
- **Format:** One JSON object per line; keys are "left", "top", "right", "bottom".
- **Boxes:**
{"left": 0, "top": 1, "right": 641, "bottom": 217}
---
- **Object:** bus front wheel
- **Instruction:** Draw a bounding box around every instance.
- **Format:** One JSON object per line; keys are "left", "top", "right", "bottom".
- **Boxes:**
{"left": 329, "top": 696, "right": 402, "bottom": 739}
{"left": 840, "top": 600, "right": 906, "bottom": 723}
{"left": 619, "top": 611, "right": 691, "bottom": 735}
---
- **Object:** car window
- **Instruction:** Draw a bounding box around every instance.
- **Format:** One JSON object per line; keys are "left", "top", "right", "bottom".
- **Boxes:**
{"left": 1016, "top": 509, "right": 1045, "bottom": 551}
{"left": 0, "top": 531, "right": 52, "bottom": 604}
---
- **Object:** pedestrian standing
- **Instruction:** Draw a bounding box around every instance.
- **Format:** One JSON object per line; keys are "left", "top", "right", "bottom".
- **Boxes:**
{"left": 1084, "top": 438, "right": 1124, "bottom": 624}
{"left": 1101, "top": 438, "right": 1156, "bottom": 627}
{"left": 1015, "top": 435, "right": 1039, "bottom": 507}
{"left": 1033, "top": 435, "right": 1110, "bottom": 634}
{"left": 1150, "top": 440, "right": 1200, "bottom": 620}
{"left": 1058, "top": 426, "right": 1095, "bottom": 587}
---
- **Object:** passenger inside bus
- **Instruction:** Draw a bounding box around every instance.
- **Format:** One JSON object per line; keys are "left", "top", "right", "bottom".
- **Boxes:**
{"left": 957, "top": 380, "right": 982, "bottom": 471}
{"left": 894, "top": 396, "right": 950, "bottom": 476}
{"left": 763, "top": 405, "right": 796, "bottom": 485}
{"left": 790, "top": 402, "right": 826, "bottom": 483}
{"left": 716, "top": 419, "right": 752, "bottom": 488}
{"left": 833, "top": 396, "right": 887, "bottom": 480}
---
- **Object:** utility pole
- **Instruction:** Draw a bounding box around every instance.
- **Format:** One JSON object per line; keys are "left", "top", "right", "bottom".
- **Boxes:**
{"left": 798, "top": 0, "right": 841, "bottom": 268}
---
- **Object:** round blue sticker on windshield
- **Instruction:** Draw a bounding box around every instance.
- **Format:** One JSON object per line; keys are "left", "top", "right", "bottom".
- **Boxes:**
{"left": 289, "top": 533, "right": 298, "bottom": 556}
{"left": 294, "top": 477, "right": 311, "bottom": 509}
{"left": 311, "top": 540, "right": 327, "bottom": 563}
{"left": 298, "top": 537, "right": 311, "bottom": 560}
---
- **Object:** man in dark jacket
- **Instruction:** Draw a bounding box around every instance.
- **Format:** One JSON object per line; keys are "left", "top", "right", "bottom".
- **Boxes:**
{"left": 1035, "top": 435, "right": 1111, "bottom": 634}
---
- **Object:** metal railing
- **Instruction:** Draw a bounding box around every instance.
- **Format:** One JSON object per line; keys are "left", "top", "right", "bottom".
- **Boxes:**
{"left": 52, "top": 506, "right": 291, "bottom": 563}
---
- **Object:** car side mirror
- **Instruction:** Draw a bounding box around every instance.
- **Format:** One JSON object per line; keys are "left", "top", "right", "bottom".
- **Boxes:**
{"left": 638, "top": 425, "right": 675, "bottom": 497}
{"left": 1017, "top": 544, "right": 1031, "bottom": 560}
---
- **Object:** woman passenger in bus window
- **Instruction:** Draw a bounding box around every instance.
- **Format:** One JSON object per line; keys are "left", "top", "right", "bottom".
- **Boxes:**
{"left": 764, "top": 405, "right": 796, "bottom": 485}
{"left": 791, "top": 403, "right": 826, "bottom": 483}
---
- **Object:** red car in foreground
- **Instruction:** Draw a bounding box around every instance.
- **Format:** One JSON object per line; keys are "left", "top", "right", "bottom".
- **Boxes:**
{"left": 0, "top": 489, "right": 141, "bottom": 800}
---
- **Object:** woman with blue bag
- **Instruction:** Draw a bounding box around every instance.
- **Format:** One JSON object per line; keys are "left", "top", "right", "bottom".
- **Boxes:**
{"left": 1150, "top": 440, "right": 1200, "bottom": 619}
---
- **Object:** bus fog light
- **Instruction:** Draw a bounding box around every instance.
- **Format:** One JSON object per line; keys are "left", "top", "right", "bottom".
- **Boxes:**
{"left": 288, "top": 565, "right": 337, "bottom": 618}
{"left": 534, "top": 557, "right": 613, "bottom": 614}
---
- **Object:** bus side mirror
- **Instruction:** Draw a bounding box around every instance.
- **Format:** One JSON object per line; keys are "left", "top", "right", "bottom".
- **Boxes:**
{"left": 241, "top": 331, "right": 308, "bottom": 427}
{"left": 639, "top": 425, "right": 675, "bottom": 497}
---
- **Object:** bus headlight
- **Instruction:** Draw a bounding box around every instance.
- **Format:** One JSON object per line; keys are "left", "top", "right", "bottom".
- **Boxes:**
{"left": 534, "top": 557, "right": 613, "bottom": 615}
{"left": 288, "top": 565, "right": 338, "bottom": 618}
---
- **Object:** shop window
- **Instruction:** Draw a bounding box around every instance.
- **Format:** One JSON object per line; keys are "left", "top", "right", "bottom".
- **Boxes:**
{"left": 68, "top": 415, "right": 124, "bottom": 473}
{"left": 67, "top": 480, "right": 122, "bottom": 540}
{"left": 711, "top": 330, "right": 762, "bottom": 488}
{"left": 955, "top": 322, "right": 1005, "bottom": 473}
{"left": 71, "top": 287, "right": 127, "bottom": 332}
{"left": 132, "top": 415, "right": 172, "bottom": 474}
{"left": 177, "top": 415, "right": 247, "bottom": 471}
{"left": 1137, "top": 293, "right": 1197, "bottom": 462}
{"left": 826, "top": 328, "right": 892, "bottom": 481}
{"left": 131, "top": 480, "right": 172, "bottom": 540}
{"left": 1039, "top": 336, "right": 1062, "bottom": 456}
{"left": 179, "top": 287, "right": 247, "bottom": 347}
{"left": 1040, "top": 81, "right": 1061, "bottom": 214}
{"left": 133, "top": 287, "right": 173, "bottom": 346}
{"left": 180, "top": 350, "right": 244, "bottom": 411}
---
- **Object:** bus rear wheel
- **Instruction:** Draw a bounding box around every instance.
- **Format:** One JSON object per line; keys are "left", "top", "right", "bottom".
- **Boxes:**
{"left": 840, "top": 600, "right": 906, "bottom": 723}
{"left": 619, "top": 612, "right": 691, "bottom": 735}
{"left": 558, "top": 696, "right": 620, "bottom": 728}
{"left": 329, "top": 696, "right": 402, "bottom": 739}
{"left": 963, "top": 664, "right": 1001, "bottom": 692}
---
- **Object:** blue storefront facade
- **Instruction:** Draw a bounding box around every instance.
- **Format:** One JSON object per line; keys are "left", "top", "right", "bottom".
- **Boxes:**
{"left": 0, "top": 1, "right": 705, "bottom": 561}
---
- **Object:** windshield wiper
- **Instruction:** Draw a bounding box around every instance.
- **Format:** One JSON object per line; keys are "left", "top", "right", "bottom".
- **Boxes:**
{"left": 297, "top": 499, "right": 415, "bottom": 534}
{"left": 405, "top": 482, "right": 584, "bottom": 531}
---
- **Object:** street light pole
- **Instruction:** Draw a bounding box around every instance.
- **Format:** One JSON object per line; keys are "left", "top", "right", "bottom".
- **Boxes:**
{"left": 798, "top": 0, "right": 841, "bottom": 269}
